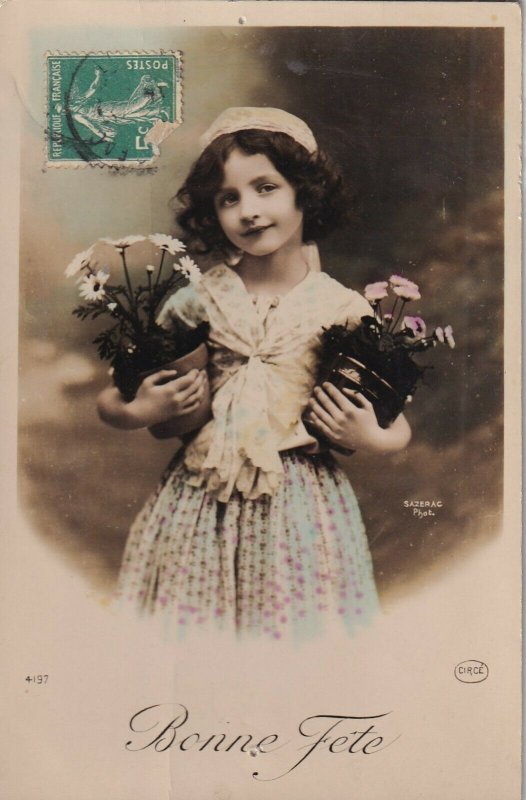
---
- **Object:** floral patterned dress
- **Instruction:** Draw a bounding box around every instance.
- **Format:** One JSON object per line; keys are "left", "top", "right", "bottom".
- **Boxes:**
{"left": 116, "top": 264, "right": 380, "bottom": 639}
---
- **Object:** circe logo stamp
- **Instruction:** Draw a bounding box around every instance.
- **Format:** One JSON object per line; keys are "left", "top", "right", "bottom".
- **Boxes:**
{"left": 454, "top": 660, "right": 489, "bottom": 683}
{"left": 46, "top": 52, "right": 182, "bottom": 166}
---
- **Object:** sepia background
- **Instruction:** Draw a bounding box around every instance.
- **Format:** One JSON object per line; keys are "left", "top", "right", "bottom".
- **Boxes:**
{"left": 18, "top": 24, "right": 504, "bottom": 602}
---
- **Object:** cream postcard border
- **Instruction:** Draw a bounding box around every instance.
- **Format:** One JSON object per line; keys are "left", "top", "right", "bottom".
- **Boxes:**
{"left": 0, "top": 3, "right": 521, "bottom": 799}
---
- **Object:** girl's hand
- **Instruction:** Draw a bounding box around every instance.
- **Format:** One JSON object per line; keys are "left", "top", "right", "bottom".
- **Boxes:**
{"left": 305, "top": 383, "right": 411, "bottom": 454}
{"left": 132, "top": 369, "right": 208, "bottom": 427}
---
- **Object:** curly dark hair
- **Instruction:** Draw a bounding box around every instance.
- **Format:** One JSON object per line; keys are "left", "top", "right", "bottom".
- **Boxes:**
{"left": 174, "top": 129, "right": 350, "bottom": 256}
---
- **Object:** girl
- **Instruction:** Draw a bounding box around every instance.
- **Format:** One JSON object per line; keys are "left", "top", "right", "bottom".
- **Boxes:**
{"left": 97, "top": 107, "right": 411, "bottom": 639}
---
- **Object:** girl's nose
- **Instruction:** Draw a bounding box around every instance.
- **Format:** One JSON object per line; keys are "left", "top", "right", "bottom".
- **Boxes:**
{"left": 238, "top": 194, "right": 260, "bottom": 223}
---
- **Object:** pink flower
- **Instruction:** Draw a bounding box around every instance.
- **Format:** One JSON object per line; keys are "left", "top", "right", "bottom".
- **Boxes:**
{"left": 403, "top": 315, "right": 427, "bottom": 338}
{"left": 389, "top": 274, "right": 411, "bottom": 287}
{"left": 434, "top": 326, "right": 445, "bottom": 343}
{"left": 392, "top": 280, "right": 421, "bottom": 301}
{"left": 364, "top": 281, "right": 389, "bottom": 302}
{"left": 389, "top": 274, "right": 421, "bottom": 300}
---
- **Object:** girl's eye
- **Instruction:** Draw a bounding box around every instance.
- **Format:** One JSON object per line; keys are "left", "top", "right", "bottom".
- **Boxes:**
{"left": 218, "top": 193, "right": 238, "bottom": 208}
{"left": 258, "top": 183, "right": 277, "bottom": 194}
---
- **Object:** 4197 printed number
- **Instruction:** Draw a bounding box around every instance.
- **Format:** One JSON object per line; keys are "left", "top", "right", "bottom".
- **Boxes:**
{"left": 25, "top": 675, "right": 48, "bottom": 684}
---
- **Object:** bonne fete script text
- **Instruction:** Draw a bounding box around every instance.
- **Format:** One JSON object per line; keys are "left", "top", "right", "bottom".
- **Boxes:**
{"left": 126, "top": 703, "right": 400, "bottom": 781}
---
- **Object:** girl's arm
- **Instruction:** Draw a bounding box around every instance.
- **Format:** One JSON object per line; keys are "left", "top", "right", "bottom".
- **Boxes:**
{"left": 97, "top": 369, "right": 207, "bottom": 431}
{"left": 306, "top": 382, "right": 411, "bottom": 454}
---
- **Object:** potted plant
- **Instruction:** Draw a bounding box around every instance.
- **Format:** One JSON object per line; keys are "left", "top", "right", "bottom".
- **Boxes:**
{"left": 305, "top": 274, "right": 455, "bottom": 453}
{"left": 65, "top": 233, "right": 211, "bottom": 434}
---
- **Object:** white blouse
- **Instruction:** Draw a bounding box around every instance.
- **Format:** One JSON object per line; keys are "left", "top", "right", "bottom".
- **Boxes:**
{"left": 157, "top": 263, "right": 372, "bottom": 502}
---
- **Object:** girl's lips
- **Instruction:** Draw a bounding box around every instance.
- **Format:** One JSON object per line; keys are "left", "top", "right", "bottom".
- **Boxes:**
{"left": 241, "top": 224, "right": 273, "bottom": 237}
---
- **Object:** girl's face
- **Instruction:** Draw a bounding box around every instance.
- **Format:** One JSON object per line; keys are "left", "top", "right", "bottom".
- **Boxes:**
{"left": 213, "top": 148, "right": 304, "bottom": 258}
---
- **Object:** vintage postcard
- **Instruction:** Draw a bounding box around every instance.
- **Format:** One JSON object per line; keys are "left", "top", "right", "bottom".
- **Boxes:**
{"left": 0, "top": 1, "right": 521, "bottom": 798}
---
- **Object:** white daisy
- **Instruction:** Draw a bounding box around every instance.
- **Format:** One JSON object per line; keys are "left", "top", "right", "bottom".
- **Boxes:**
{"left": 176, "top": 255, "right": 202, "bottom": 285}
{"left": 149, "top": 233, "right": 186, "bottom": 255}
{"left": 65, "top": 245, "right": 95, "bottom": 278}
{"left": 102, "top": 235, "right": 146, "bottom": 250}
{"left": 79, "top": 270, "right": 110, "bottom": 302}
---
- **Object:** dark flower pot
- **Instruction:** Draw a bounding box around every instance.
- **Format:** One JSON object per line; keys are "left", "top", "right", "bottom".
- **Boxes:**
{"left": 139, "top": 341, "right": 208, "bottom": 381}
{"left": 140, "top": 342, "right": 212, "bottom": 437}
{"left": 304, "top": 352, "right": 406, "bottom": 454}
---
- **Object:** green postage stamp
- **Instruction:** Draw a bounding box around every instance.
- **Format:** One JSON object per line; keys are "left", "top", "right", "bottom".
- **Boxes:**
{"left": 46, "top": 52, "right": 182, "bottom": 166}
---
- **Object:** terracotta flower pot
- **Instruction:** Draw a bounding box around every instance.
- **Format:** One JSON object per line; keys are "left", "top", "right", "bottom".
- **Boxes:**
{"left": 304, "top": 352, "right": 406, "bottom": 454}
{"left": 142, "top": 342, "right": 212, "bottom": 438}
